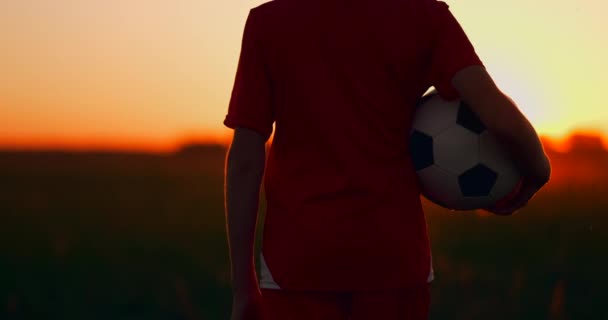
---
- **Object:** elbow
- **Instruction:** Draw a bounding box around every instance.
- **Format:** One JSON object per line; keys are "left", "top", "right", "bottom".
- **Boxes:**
{"left": 227, "top": 157, "right": 265, "bottom": 180}
{"left": 226, "top": 127, "right": 267, "bottom": 175}
{"left": 226, "top": 144, "right": 266, "bottom": 180}
{"left": 538, "top": 154, "right": 552, "bottom": 186}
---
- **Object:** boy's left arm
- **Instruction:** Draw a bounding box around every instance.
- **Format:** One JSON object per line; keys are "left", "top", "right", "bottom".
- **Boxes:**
{"left": 223, "top": 9, "right": 273, "bottom": 319}
{"left": 225, "top": 127, "right": 266, "bottom": 296}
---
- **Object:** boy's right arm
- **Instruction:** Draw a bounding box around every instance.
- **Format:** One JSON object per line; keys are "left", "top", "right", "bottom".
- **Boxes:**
{"left": 420, "top": 0, "right": 550, "bottom": 214}
{"left": 451, "top": 65, "right": 551, "bottom": 214}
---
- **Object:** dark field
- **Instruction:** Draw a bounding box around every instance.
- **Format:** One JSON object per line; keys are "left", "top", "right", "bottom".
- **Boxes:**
{"left": 0, "top": 144, "right": 607, "bottom": 319}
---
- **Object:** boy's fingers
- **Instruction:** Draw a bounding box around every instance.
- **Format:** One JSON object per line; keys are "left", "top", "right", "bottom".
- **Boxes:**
{"left": 487, "top": 178, "right": 539, "bottom": 215}
{"left": 493, "top": 194, "right": 530, "bottom": 215}
{"left": 491, "top": 199, "right": 528, "bottom": 215}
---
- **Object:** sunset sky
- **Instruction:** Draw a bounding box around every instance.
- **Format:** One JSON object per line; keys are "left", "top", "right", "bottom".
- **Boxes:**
{"left": 1, "top": 0, "right": 606, "bottom": 152}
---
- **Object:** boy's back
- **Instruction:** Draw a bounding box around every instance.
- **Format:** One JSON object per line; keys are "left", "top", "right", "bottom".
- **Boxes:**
{"left": 224, "top": 0, "right": 483, "bottom": 291}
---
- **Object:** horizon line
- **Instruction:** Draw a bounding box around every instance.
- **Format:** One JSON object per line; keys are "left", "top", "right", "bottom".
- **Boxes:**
{"left": 0, "top": 131, "right": 606, "bottom": 154}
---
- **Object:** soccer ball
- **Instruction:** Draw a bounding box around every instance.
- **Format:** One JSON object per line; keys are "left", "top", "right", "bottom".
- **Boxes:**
{"left": 409, "top": 92, "right": 521, "bottom": 211}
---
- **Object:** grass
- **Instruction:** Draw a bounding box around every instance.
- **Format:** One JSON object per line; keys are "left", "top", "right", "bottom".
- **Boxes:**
{"left": 0, "top": 148, "right": 606, "bottom": 319}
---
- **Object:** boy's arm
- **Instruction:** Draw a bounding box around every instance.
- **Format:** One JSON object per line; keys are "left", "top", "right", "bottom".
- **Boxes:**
{"left": 225, "top": 127, "right": 267, "bottom": 295}
{"left": 451, "top": 65, "right": 551, "bottom": 214}
{"left": 419, "top": 1, "right": 549, "bottom": 214}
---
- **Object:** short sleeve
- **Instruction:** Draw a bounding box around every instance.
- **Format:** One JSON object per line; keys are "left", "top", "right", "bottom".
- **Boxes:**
{"left": 424, "top": 1, "right": 483, "bottom": 100}
{"left": 224, "top": 9, "right": 275, "bottom": 141}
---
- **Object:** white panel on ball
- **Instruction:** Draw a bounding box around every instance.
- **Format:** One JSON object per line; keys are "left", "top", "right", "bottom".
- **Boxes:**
{"left": 491, "top": 169, "right": 520, "bottom": 201}
{"left": 433, "top": 126, "right": 480, "bottom": 175}
{"left": 417, "top": 165, "right": 461, "bottom": 209}
{"left": 411, "top": 96, "right": 460, "bottom": 136}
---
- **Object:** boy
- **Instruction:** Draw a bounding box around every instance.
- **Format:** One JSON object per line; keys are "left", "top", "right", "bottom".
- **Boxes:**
{"left": 224, "top": 0, "right": 551, "bottom": 319}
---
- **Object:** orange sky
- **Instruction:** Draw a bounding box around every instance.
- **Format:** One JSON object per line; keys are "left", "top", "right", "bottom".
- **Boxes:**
{"left": 1, "top": 0, "right": 606, "bottom": 152}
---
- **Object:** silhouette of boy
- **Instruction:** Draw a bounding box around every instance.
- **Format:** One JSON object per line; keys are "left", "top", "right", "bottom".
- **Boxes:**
{"left": 224, "top": 0, "right": 550, "bottom": 319}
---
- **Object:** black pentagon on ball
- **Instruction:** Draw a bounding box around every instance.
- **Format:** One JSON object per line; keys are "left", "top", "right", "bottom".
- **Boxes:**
{"left": 457, "top": 101, "right": 486, "bottom": 134}
{"left": 410, "top": 130, "right": 434, "bottom": 170}
{"left": 458, "top": 164, "right": 498, "bottom": 197}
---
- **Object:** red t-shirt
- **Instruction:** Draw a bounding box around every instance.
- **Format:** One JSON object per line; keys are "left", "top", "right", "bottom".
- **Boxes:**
{"left": 224, "top": 0, "right": 483, "bottom": 291}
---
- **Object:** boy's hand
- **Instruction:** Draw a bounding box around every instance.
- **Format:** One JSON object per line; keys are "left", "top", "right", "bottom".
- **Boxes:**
{"left": 231, "top": 286, "right": 263, "bottom": 320}
{"left": 486, "top": 177, "right": 546, "bottom": 216}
